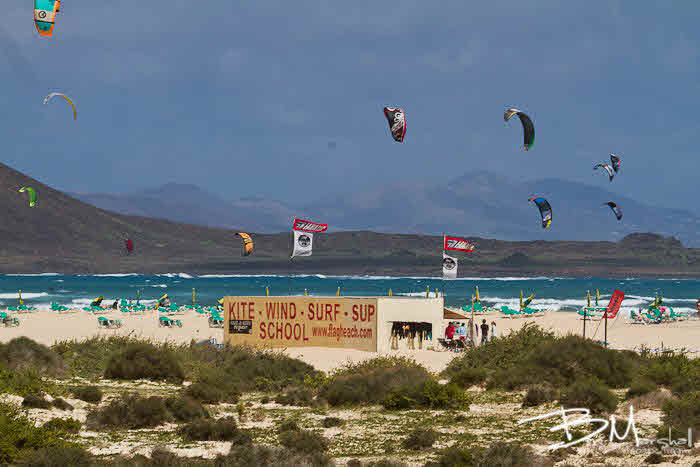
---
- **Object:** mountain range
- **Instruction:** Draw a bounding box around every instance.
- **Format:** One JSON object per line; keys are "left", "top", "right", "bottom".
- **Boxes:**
{"left": 0, "top": 161, "right": 698, "bottom": 276}
{"left": 72, "top": 171, "right": 700, "bottom": 247}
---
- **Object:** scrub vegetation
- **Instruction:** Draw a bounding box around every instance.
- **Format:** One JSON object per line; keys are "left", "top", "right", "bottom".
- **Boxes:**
{"left": 0, "top": 330, "right": 696, "bottom": 465}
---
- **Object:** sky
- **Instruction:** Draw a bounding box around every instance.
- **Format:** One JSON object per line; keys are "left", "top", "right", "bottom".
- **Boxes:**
{"left": 1, "top": 2, "right": 699, "bottom": 212}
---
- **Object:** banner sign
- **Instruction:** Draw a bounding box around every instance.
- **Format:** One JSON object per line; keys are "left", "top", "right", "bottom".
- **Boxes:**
{"left": 444, "top": 235, "right": 476, "bottom": 252}
{"left": 605, "top": 290, "right": 624, "bottom": 319}
{"left": 442, "top": 252, "right": 458, "bottom": 279}
{"left": 224, "top": 297, "right": 378, "bottom": 351}
{"left": 293, "top": 218, "right": 328, "bottom": 233}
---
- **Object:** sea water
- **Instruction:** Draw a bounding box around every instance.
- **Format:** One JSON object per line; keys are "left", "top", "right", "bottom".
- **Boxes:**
{"left": 0, "top": 274, "right": 697, "bottom": 317}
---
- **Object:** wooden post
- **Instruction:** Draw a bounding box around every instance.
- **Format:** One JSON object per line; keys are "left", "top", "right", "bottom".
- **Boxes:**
{"left": 388, "top": 288, "right": 393, "bottom": 296}
{"left": 18, "top": 290, "right": 23, "bottom": 306}
{"left": 604, "top": 309, "right": 608, "bottom": 347}
{"left": 266, "top": 286, "right": 270, "bottom": 297}
{"left": 192, "top": 288, "right": 196, "bottom": 305}
{"left": 336, "top": 286, "right": 340, "bottom": 297}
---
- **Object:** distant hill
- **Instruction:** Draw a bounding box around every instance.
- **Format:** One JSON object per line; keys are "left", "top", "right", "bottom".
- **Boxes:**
{"left": 71, "top": 183, "right": 296, "bottom": 233}
{"left": 1, "top": 162, "right": 699, "bottom": 276}
{"left": 74, "top": 170, "right": 700, "bottom": 247}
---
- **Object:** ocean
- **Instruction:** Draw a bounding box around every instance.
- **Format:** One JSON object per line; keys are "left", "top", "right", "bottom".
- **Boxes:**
{"left": 0, "top": 274, "right": 697, "bottom": 317}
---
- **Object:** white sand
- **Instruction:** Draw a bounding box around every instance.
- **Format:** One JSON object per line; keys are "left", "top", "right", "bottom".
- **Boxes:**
{"left": 0, "top": 310, "right": 222, "bottom": 346}
{"left": 1, "top": 309, "right": 698, "bottom": 374}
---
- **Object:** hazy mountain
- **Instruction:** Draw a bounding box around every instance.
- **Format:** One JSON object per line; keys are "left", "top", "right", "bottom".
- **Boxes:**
{"left": 3, "top": 162, "right": 700, "bottom": 276}
{"left": 72, "top": 184, "right": 297, "bottom": 233}
{"left": 73, "top": 170, "right": 700, "bottom": 247}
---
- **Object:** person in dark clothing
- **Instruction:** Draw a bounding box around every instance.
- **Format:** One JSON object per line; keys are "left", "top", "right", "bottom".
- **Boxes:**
{"left": 480, "top": 319, "right": 489, "bottom": 345}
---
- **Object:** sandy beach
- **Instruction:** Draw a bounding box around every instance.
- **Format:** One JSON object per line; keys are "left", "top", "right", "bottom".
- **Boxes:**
{"left": 2, "top": 309, "right": 698, "bottom": 373}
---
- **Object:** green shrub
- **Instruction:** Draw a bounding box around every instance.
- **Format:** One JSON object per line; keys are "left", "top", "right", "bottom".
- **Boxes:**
{"left": 54, "top": 338, "right": 317, "bottom": 394}
{"left": 522, "top": 384, "right": 557, "bottom": 407}
{"left": 104, "top": 343, "right": 184, "bottom": 383}
{"left": 321, "top": 416, "right": 344, "bottom": 428}
{"left": 401, "top": 427, "right": 437, "bottom": 450}
{"left": 383, "top": 380, "right": 469, "bottom": 410}
{"left": 108, "top": 447, "right": 215, "bottom": 467}
{"left": 51, "top": 398, "right": 73, "bottom": 411}
{"left": 659, "top": 391, "right": 700, "bottom": 439}
{"left": 178, "top": 417, "right": 251, "bottom": 442}
{"left": 277, "top": 419, "right": 300, "bottom": 433}
{"left": 446, "top": 325, "right": 643, "bottom": 391}
{"left": 0, "top": 337, "right": 66, "bottom": 378}
{"left": 670, "top": 365, "right": 700, "bottom": 396}
{"left": 0, "top": 403, "right": 75, "bottom": 464}
{"left": 41, "top": 418, "right": 81, "bottom": 434}
{"left": 86, "top": 395, "right": 172, "bottom": 429}
{"left": 560, "top": 378, "right": 618, "bottom": 414}
{"left": 15, "top": 446, "right": 93, "bottom": 467}
{"left": 643, "top": 354, "right": 694, "bottom": 386}
{"left": 184, "top": 382, "right": 227, "bottom": 404}
{"left": 626, "top": 377, "right": 656, "bottom": 399}
{"left": 426, "top": 447, "right": 476, "bottom": 467}
{"left": 279, "top": 428, "right": 329, "bottom": 455}
{"left": 71, "top": 385, "right": 102, "bottom": 404}
{"left": 320, "top": 358, "right": 431, "bottom": 406}
{"left": 0, "top": 367, "right": 57, "bottom": 397}
{"left": 22, "top": 394, "right": 51, "bottom": 409}
{"left": 221, "top": 444, "right": 333, "bottom": 467}
{"left": 451, "top": 367, "right": 489, "bottom": 388}
{"left": 274, "top": 387, "right": 316, "bottom": 407}
{"left": 475, "top": 441, "right": 540, "bottom": 467}
{"left": 644, "top": 452, "right": 664, "bottom": 464}
{"left": 165, "top": 396, "right": 209, "bottom": 422}
{"left": 200, "top": 345, "right": 317, "bottom": 393}
{"left": 445, "top": 324, "right": 555, "bottom": 378}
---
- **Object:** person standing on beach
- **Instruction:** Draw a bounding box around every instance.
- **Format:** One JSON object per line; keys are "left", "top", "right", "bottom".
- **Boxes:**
{"left": 445, "top": 322, "right": 455, "bottom": 340}
{"left": 490, "top": 321, "right": 497, "bottom": 342}
{"left": 480, "top": 319, "right": 489, "bottom": 345}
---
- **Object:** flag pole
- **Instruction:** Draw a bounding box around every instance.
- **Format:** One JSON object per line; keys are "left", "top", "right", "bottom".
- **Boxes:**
{"left": 442, "top": 233, "right": 446, "bottom": 304}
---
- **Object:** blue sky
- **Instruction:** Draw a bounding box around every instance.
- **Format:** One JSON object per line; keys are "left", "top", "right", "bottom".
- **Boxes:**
{"left": 1, "top": 2, "right": 699, "bottom": 212}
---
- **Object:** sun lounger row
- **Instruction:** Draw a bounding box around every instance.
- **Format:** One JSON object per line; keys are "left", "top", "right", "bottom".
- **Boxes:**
{"left": 0, "top": 312, "right": 20, "bottom": 327}
{"left": 630, "top": 306, "right": 691, "bottom": 324}
{"left": 499, "top": 306, "right": 545, "bottom": 318}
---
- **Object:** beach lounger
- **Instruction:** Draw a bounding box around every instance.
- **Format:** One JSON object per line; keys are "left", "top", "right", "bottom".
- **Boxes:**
{"left": 8, "top": 304, "right": 36, "bottom": 313}
{"left": 158, "top": 316, "right": 182, "bottom": 328}
{"left": 208, "top": 311, "right": 224, "bottom": 328}
{"left": 97, "top": 316, "right": 122, "bottom": 329}
{"left": 0, "top": 312, "right": 19, "bottom": 327}
{"left": 629, "top": 310, "right": 649, "bottom": 325}
{"left": 50, "top": 302, "right": 70, "bottom": 313}
{"left": 499, "top": 306, "right": 521, "bottom": 318}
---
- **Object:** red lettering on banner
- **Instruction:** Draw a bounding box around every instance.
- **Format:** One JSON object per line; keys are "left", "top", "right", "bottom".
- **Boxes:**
{"left": 259, "top": 321, "right": 266, "bottom": 339}
{"left": 352, "top": 304, "right": 376, "bottom": 322}
{"left": 229, "top": 301, "right": 255, "bottom": 320}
